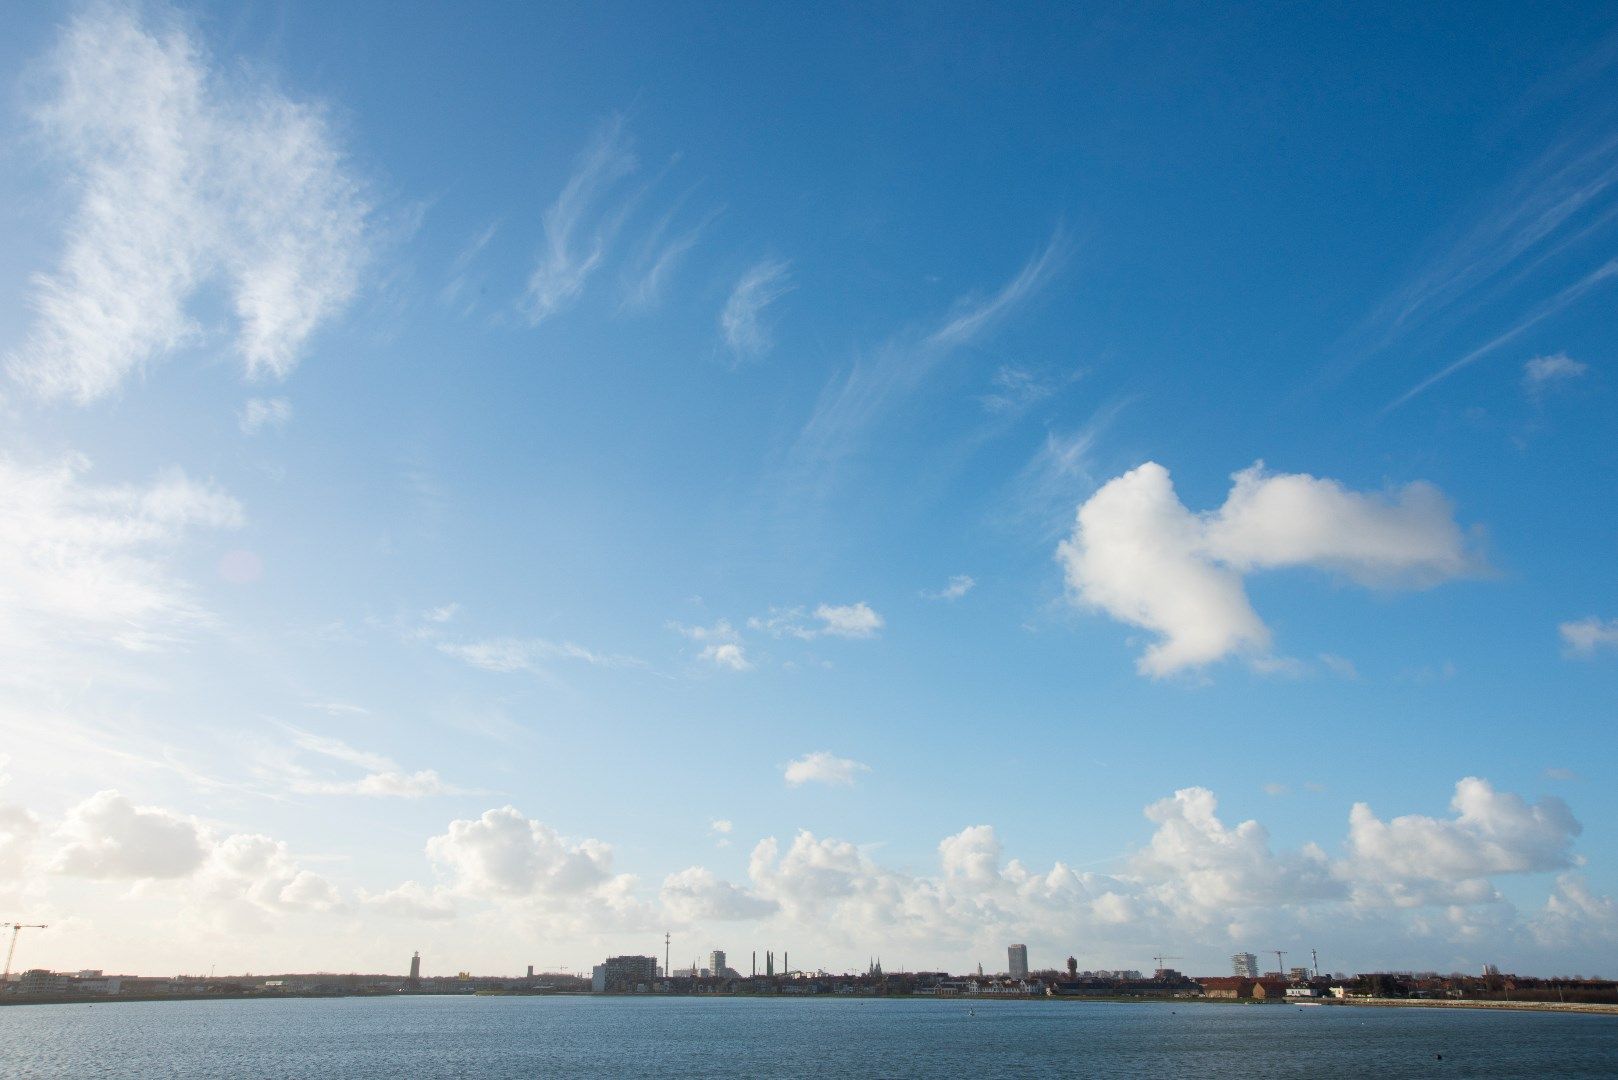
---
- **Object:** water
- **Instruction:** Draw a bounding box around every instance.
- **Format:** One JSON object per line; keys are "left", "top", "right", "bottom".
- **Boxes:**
{"left": 0, "top": 996, "right": 1614, "bottom": 1077}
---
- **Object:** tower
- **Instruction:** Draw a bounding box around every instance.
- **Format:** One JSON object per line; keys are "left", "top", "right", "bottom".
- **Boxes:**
{"left": 1067, "top": 956, "right": 1078, "bottom": 978}
{"left": 1008, "top": 944, "right": 1029, "bottom": 979}
{"left": 409, "top": 951, "right": 421, "bottom": 982}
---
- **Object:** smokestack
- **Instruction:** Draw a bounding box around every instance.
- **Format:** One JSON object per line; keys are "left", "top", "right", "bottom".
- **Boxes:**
{"left": 784, "top": 951, "right": 788, "bottom": 975}
{"left": 752, "top": 951, "right": 756, "bottom": 977}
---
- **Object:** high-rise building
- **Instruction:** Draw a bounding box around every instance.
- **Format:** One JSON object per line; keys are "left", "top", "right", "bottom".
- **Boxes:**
{"left": 1066, "top": 956, "right": 1078, "bottom": 978}
{"left": 600, "top": 955, "right": 658, "bottom": 991}
{"left": 1231, "top": 952, "right": 1258, "bottom": 978}
{"left": 409, "top": 951, "right": 421, "bottom": 982}
{"left": 1008, "top": 944, "right": 1029, "bottom": 979}
{"left": 709, "top": 950, "right": 727, "bottom": 979}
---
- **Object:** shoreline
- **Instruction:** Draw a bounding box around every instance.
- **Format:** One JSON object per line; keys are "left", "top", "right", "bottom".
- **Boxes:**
{"left": 3, "top": 990, "right": 1616, "bottom": 1015}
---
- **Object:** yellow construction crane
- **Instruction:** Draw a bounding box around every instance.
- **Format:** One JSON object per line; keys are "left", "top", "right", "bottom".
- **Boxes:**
{"left": 2, "top": 923, "right": 47, "bottom": 981}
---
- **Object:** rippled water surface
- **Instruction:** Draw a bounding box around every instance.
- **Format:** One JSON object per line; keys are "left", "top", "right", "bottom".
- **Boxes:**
{"left": 1, "top": 996, "right": 1615, "bottom": 1077}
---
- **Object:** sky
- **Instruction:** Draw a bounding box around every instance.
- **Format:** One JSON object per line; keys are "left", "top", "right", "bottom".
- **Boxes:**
{"left": 0, "top": 0, "right": 1615, "bottom": 981}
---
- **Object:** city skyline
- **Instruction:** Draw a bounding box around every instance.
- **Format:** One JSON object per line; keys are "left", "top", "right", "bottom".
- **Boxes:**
{"left": 0, "top": 1, "right": 1615, "bottom": 982}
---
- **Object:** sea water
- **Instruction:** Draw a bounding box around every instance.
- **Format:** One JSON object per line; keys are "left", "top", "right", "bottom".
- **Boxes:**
{"left": 0, "top": 995, "right": 1614, "bottom": 1077}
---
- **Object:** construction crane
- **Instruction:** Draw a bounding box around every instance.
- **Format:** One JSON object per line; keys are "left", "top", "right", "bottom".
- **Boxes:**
{"left": 1152, "top": 954, "right": 1183, "bottom": 977}
{"left": 2, "top": 923, "right": 47, "bottom": 981}
{"left": 1272, "top": 950, "right": 1288, "bottom": 976}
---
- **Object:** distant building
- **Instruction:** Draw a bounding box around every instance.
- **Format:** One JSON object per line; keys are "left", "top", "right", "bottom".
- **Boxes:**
{"left": 709, "top": 950, "right": 726, "bottom": 979}
{"left": 1231, "top": 952, "right": 1258, "bottom": 978}
{"left": 1066, "top": 956, "right": 1078, "bottom": 978}
{"left": 600, "top": 955, "right": 658, "bottom": 991}
{"left": 409, "top": 951, "right": 421, "bottom": 983}
{"left": 1288, "top": 966, "right": 1312, "bottom": 984}
{"left": 1008, "top": 944, "right": 1029, "bottom": 979}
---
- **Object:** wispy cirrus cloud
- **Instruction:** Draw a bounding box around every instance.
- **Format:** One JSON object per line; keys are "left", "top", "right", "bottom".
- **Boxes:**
{"left": 749, "top": 602, "right": 884, "bottom": 640}
{"left": 9, "top": 3, "right": 372, "bottom": 403}
{"left": 791, "top": 228, "right": 1066, "bottom": 479}
{"left": 623, "top": 200, "right": 720, "bottom": 311}
{"left": 720, "top": 258, "right": 794, "bottom": 359}
{"left": 438, "top": 637, "right": 638, "bottom": 673}
{"left": 524, "top": 116, "right": 637, "bottom": 324}
{"left": 0, "top": 454, "right": 242, "bottom": 661}
{"left": 239, "top": 397, "right": 292, "bottom": 434}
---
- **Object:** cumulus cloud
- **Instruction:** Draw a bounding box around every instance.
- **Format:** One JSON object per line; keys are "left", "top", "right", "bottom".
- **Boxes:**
{"left": 52, "top": 791, "right": 209, "bottom": 879}
{"left": 353, "top": 775, "right": 1593, "bottom": 970}
{"left": 661, "top": 866, "right": 778, "bottom": 921}
{"left": 357, "top": 880, "right": 457, "bottom": 920}
{"left": 9, "top": 3, "right": 370, "bottom": 402}
{"left": 199, "top": 833, "right": 338, "bottom": 912}
{"left": 0, "top": 456, "right": 242, "bottom": 658}
{"left": 783, "top": 752, "right": 870, "bottom": 788}
{"left": 925, "top": 575, "right": 976, "bottom": 601}
{"left": 1058, "top": 461, "right": 1477, "bottom": 676}
{"left": 1523, "top": 352, "right": 1589, "bottom": 392}
{"left": 239, "top": 397, "right": 292, "bottom": 434}
{"left": 1131, "top": 787, "right": 1341, "bottom": 917}
{"left": 1341, "top": 778, "right": 1580, "bottom": 906}
{"left": 1560, "top": 616, "right": 1618, "bottom": 657}
{"left": 672, "top": 620, "right": 751, "bottom": 670}
{"left": 1532, "top": 874, "right": 1618, "bottom": 947}
{"left": 749, "top": 602, "right": 884, "bottom": 641}
{"left": 47, "top": 790, "right": 337, "bottom": 915}
{"left": 426, "top": 807, "right": 617, "bottom": 898}
{"left": 720, "top": 259, "right": 793, "bottom": 359}
{"left": 524, "top": 117, "right": 636, "bottom": 324}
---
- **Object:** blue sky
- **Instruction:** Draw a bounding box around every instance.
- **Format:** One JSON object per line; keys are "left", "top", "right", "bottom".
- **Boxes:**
{"left": 0, "top": 1, "right": 1614, "bottom": 979}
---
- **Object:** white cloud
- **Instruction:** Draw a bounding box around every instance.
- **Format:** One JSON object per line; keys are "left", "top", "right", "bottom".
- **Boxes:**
{"left": 672, "top": 620, "right": 751, "bottom": 670}
{"left": 1532, "top": 874, "right": 1618, "bottom": 947}
{"left": 783, "top": 751, "right": 870, "bottom": 788}
{"left": 1560, "top": 616, "right": 1618, "bottom": 657}
{"left": 1131, "top": 787, "right": 1341, "bottom": 918}
{"left": 720, "top": 258, "right": 793, "bottom": 358}
{"left": 277, "top": 730, "right": 465, "bottom": 798}
{"left": 660, "top": 866, "right": 778, "bottom": 921}
{"left": 524, "top": 117, "right": 636, "bottom": 324}
{"left": 709, "top": 819, "right": 733, "bottom": 835}
{"left": 52, "top": 791, "right": 209, "bottom": 879}
{"left": 47, "top": 790, "right": 337, "bottom": 914}
{"left": 792, "top": 230, "right": 1065, "bottom": 475}
{"left": 622, "top": 204, "right": 719, "bottom": 311}
{"left": 1523, "top": 351, "right": 1589, "bottom": 391}
{"left": 749, "top": 602, "right": 884, "bottom": 641}
{"left": 1058, "top": 461, "right": 1476, "bottom": 676}
{"left": 199, "top": 833, "right": 338, "bottom": 913}
{"left": 701, "top": 643, "right": 751, "bottom": 671}
{"left": 426, "top": 807, "right": 617, "bottom": 899}
{"left": 357, "top": 881, "right": 457, "bottom": 921}
{"left": 10, "top": 4, "right": 370, "bottom": 402}
{"left": 1341, "top": 777, "right": 1580, "bottom": 906}
{"left": 437, "top": 637, "right": 633, "bottom": 673}
{"left": 238, "top": 397, "right": 292, "bottom": 434}
{"left": 304, "top": 769, "right": 458, "bottom": 798}
{"left": 0, "top": 456, "right": 242, "bottom": 659}
{"left": 925, "top": 575, "right": 975, "bottom": 601}
{"left": 814, "top": 602, "right": 884, "bottom": 638}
